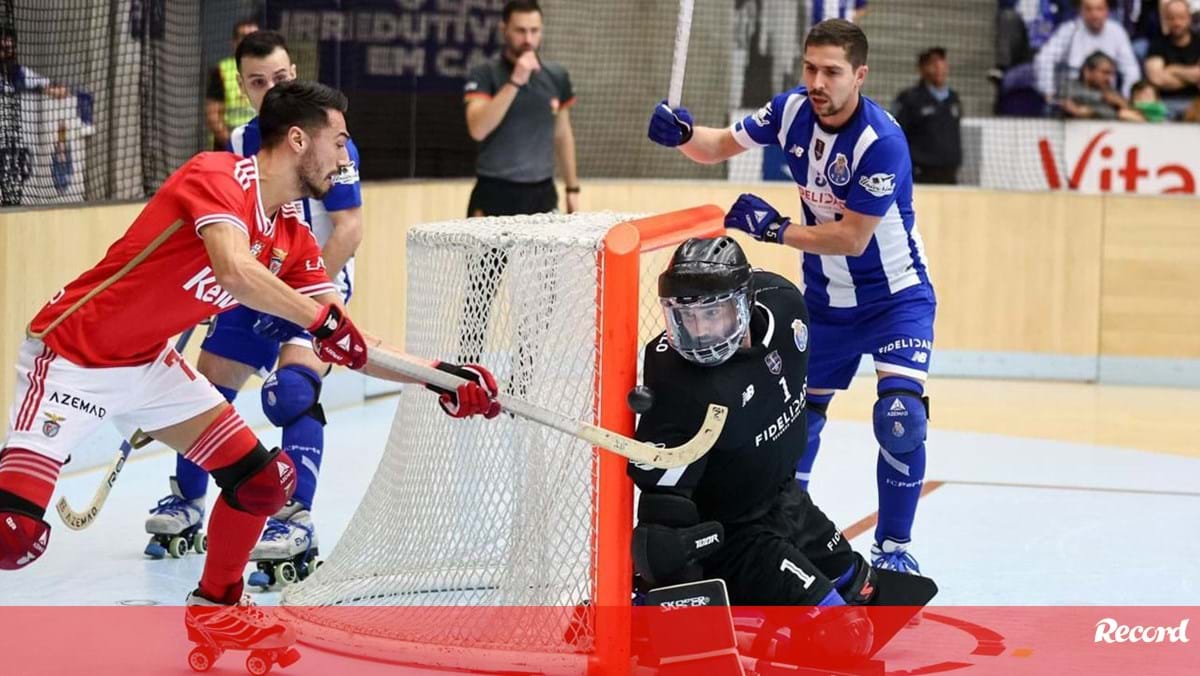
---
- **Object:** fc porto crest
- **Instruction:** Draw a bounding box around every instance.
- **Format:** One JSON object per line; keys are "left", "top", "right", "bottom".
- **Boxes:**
{"left": 764, "top": 350, "right": 783, "bottom": 375}
{"left": 42, "top": 411, "right": 65, "bottom": 438}
{"left": 827, "top": 153, "right": 851, "bottom": 186}
{"left": 791, "top": 318, "right": 808, "bottom": 352}
{"left": 269, "top": 247, "right": 288, "bottom": 275}
{"left": 814, "top": 138, "right": 826, "bottom": 162}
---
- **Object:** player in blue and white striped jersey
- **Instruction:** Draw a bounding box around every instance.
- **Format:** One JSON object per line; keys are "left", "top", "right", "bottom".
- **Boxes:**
{"left": 648, "top": 19, "right": 935, "bottom": 576}
{"left": 143, "top": 31, "right": 363, "bottom": 585}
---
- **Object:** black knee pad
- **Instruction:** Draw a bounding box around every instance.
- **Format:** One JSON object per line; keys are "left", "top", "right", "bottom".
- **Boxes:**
{"left": 210, "top": 442, "right": 296, "bottom": 516}
{"left": 633, "top": 493, "right": 723, "bottom": 587}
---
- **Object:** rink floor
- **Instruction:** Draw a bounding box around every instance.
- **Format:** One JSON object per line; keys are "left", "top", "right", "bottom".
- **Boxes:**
{"left": 3, "top": 376, "right": 1199, "bottom": 673}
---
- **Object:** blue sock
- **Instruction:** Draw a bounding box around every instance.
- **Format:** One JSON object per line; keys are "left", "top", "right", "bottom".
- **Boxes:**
{"left": 283, "top": 414, "right": 323, "bottom": 510}
{"left": 874, "top": 377, "right": 926, "bottom": 545}
{"left": 174, "top": 384, "right": 238, "bottom": 500}
{"left": 794, "top": 392, "right": 834, "bottom": 490}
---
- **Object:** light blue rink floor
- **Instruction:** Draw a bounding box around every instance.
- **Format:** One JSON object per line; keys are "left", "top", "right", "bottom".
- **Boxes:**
{"left": 3, "top": 390, "right": 1200, "bottom": 611}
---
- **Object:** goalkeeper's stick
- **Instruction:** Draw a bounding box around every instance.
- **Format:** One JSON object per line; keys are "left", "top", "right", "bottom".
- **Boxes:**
{"left": 367, "top": 346, "right": 727, "bottom": 470}
{"left": 667, "top": 0, "right": 695, "bottom": 108}
{"left": 56, "top": 327, "right": 197, "bottom": 530}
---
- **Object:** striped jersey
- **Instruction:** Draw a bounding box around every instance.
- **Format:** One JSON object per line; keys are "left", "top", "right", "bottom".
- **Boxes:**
{"left": 732, "top": 87, "right": 934, "bottom": 309}
{"left": 230, "top": 117, "right": 362, "bottom": 294}
{"left": 29, "top": 153, "right": 336, "bottom": 367}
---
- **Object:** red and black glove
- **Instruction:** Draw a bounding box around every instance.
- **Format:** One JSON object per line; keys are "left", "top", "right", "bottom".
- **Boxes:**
{"left": 307, "top": 304, "right": 367, "bottom": 370}
{"left": 426, "top": 362, "right": 501, "bottom": 419}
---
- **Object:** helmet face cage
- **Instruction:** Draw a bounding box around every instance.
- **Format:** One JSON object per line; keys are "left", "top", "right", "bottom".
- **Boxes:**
{"left": 660, "top": 290, "right": 752, "bottom": 366}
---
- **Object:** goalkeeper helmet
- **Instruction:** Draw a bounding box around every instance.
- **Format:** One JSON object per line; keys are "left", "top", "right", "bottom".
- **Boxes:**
{"left": 658, "top": 236, "right": 753, "bottom": 366}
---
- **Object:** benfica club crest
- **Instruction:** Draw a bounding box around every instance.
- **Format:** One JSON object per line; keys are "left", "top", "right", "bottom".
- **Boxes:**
{"left": 269, "top": 247, "right": 288, "bottom": 275}
{"left": 42, "top": 412, "right": 65, "bottom": 438}
{"left": 764, "top": 350, "right": 783, "bottom": 375}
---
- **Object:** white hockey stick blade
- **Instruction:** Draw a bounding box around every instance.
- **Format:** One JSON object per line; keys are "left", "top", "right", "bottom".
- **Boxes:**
{"left": 56, "top": 438, "right": 131, "bottom": 530}
{"left": 667, "top": 0, "right": 695, "bottom": 108}
{"left": 367, "top": 347, "right": 726, "bottom": 469}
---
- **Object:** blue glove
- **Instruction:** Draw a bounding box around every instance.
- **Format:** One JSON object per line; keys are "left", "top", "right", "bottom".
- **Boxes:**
{"left": 252, "top": 312, "right": 306, "bottom": 342}
{"left": 647, "top": 100, "right": 694, "bottom": 147}
{"left": 725, "top": 193, "right": 791, "bottom": 244}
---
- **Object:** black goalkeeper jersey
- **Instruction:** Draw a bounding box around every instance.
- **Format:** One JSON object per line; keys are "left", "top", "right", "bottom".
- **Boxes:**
{"left": 630, "top": 270, "right": 811, "bottom": 524}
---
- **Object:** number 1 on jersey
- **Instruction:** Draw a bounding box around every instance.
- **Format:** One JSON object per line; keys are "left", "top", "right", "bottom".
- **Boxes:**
{"left": 778, "top": 376, "right": 792, "bottom": 402}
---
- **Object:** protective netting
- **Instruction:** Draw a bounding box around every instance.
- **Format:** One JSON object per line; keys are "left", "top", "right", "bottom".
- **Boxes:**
{"left": 7, "top": 1, "right": 1172, "bottom": 203}
{"left": 281, "top": 213, "right": 664, "bottom": 668}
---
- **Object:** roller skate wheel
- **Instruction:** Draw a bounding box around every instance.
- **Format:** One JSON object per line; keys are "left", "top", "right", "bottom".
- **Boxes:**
{"left": 187, "top": 647, "right": 215, "bottom": 672}
{"left": 275, "top": 561, "right": 298, "bottom": 585}
{"left": 192, "top": 531, "right": 208, "bottom": 554}
{"left": 168, "top": 536, "right": 189, "bottom": 559}
{"left": 277, "top": 648, "right": 301, "bottom": 668}
{"left": 245, "top": 650, "right": 272, "bottom": 676}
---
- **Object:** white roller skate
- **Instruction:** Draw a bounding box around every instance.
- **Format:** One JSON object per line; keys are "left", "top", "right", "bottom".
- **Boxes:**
{"left": 184, "top": 583, "right": 300, "bottom": 674}
{"left": 872, "top": 539, "right": 923, "bottom": 626}
{"left": 246, "top": 501, "right": 320, "bottom": 590}
{"left": 145, "top": 477, "right": 207, "bottom": 559}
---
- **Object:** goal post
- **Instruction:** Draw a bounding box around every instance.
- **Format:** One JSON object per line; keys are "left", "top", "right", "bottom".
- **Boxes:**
{"left": 280, "top": 206, "right": 725, "bottom": 675}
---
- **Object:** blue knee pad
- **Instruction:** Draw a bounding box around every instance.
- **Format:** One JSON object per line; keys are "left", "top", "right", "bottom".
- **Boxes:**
{"left": 262, "top": 365, "right": 327, "bottom": 428}
{"left": 872, "top": 378, "right": 928, "bottom": 456}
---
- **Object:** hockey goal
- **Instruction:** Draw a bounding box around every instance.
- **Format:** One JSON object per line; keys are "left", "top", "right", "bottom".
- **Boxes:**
{"left": 279, "top": 206, "right": 723, "bottom": 674}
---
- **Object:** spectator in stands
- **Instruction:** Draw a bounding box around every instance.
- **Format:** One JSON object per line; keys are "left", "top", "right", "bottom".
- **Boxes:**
{"left": 205, "top": 19, "right": 257, "bottom": 151}
{"left": 0, "top": 32, "right": 66, "bottom": 98}
{"left": 894, "top": 47, "right": 962, "bottom": 185}
{"left": 1130, "top": 79, "right": 1171, "bottom": 119}
{"left": 1035, "top": 0, "right": 1141, "bottom": 98}
{"left": 1144, "top": 0, "right": 1200, "bottom": 114}
{"left": 806, "top": 0, "right": 868, "bottom": 25}
{"left": 1059, "top": 50, "right": 1146, "bottom": 119}
{"left": 995, "top": 1, "right": 1033, "bottom": 76}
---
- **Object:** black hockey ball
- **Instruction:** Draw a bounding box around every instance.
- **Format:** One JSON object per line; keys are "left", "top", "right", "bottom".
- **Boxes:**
{"left": 626, "top": 386, "right": 655, "bottom": 413}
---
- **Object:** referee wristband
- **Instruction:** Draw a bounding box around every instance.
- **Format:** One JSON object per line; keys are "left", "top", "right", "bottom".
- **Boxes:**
{"left": 565, "top": 186, "right": 581, "bottom": 194}
{"left": 507, "top": 78, "right": 523, "bottom": 89}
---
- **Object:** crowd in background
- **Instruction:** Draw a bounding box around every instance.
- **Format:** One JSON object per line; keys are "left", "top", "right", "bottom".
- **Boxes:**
{"left": 995, "top": 0, "right": 1200, "bottom": 121}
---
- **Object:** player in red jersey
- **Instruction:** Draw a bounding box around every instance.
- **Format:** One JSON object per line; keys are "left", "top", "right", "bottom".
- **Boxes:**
{"left": 0, "top": 81, "right": 500, "bottom": 665}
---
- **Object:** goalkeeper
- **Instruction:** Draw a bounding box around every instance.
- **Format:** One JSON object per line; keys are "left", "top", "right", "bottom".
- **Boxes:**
{"left": 629, "top": 237, "right": 934, "bottom": 665}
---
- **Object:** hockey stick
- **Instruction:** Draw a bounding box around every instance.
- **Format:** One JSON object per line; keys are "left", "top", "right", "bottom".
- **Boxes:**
{"left": 367, "top": 346, "right": 727, "bottom": 470}
{"left": 55, "top": 327, "right": 197, "bottom": 530}
{"left": 667, "top": 0, "right": 695, "bottom": 108}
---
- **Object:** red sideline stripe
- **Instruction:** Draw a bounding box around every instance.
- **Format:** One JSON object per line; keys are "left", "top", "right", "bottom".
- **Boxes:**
{"left": 15, "top": 345, "right": 54, "bottom": 431}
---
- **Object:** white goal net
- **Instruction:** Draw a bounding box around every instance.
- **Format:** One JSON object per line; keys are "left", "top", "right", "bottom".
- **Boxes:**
{"left": 279, "top": 212, "right": 704, "bottom": 672}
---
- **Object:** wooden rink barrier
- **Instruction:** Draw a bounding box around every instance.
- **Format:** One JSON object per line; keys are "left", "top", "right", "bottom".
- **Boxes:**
{"left": 1, "top": 181, "right": 1198, "bottom": 431}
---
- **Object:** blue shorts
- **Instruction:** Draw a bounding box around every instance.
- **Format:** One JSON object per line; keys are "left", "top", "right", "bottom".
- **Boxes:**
{"left": 807, "top": 289, "right": 936, "bottom": 390}
{"left": 201, "top": 274, "right": 352, "bottom": 375}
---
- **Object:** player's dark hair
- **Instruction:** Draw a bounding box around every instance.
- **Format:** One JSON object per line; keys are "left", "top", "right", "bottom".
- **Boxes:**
{"left": 805, "top": 18, "right": 869, "bottom": 69}
{"left": 232, "top": 18, "right": 258, "bottom": 41}
{"left": 503, "top": 0, "right": 542, "bottom": 22}
{"left": 259, "top": 80, "right": 348, "bottom": 148}
{"left": 235, "top": 30, "right": 289, "bottom": 71}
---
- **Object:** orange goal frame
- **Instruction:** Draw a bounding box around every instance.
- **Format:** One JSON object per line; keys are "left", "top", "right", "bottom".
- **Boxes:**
{"left": 591, "top": 205, "right": 725, "bottom": 675}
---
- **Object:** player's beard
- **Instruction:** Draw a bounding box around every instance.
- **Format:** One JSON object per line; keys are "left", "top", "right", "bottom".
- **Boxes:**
{"left": 810, "top": 91, "right": 842, "bottom": 118}
{"left": 300, "top": 151, "right": 332, "bottom": 199}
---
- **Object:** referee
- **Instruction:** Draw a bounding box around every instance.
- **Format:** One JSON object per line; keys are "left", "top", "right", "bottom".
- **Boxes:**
{"left": 463, "top": 0, "right": 579, "bottom": 216}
